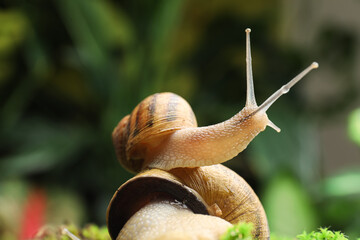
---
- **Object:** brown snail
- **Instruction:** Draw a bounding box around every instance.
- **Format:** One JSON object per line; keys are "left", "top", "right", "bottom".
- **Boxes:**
{"left": 107, "top": 28, "right": 318, "bottom": 240}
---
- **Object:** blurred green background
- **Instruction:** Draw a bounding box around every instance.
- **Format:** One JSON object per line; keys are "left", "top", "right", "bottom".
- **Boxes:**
{"left": 0, "top": 0, "right": 359, "bottom": 239}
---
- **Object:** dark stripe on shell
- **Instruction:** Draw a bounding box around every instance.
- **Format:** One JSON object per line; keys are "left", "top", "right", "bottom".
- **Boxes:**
{"left": 132, "top": 101, "right": 144, "bottom": 137}
{"left": 166, "top": 94, "right": 178, "bottom": 121}
{"left": 147, "top": 94, "right": 157, "bottom": 127}
{"left": 125, "top": 113, "right": 132, "bottom": 139}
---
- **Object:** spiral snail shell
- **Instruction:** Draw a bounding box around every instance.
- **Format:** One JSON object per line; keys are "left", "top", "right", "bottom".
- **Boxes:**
{"left": 112, "top": 92, "right": 197, "bottom": 173}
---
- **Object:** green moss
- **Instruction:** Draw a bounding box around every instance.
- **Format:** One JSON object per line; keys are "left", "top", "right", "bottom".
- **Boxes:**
{"left": 220, "top": 223, "right": 356, "bottom": 240}
{"left": 297, "top": 227, "right": 348, "bottom": 240}
{"left": 220, "top": 222, "right": 254, "bottom": 240}
{"left": 81, "top": 224, "right": 110, "bottom": 239}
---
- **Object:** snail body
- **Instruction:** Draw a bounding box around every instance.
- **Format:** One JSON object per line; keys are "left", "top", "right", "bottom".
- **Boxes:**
{"left": 118, "top": 199, "right": 231, "bottom": 240}
{"left": 108, "top": 28, "right": 318, "bottom": 240}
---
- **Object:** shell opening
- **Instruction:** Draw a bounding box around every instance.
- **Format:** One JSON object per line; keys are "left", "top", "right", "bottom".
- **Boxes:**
{"left": 106, "top": 172, "right": 209, "bottom": 240}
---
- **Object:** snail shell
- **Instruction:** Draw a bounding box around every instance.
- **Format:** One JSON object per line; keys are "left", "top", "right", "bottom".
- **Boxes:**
{"left": 107, "top": 164, "right": 269, "bottom": 240}
{"left": 112, "top": 92, "right": 197, "bottom": 173}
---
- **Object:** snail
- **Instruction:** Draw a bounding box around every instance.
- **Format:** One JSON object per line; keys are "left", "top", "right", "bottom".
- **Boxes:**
{"left": 107, "top": 28, "right": 318, "bottom": 240}
{"left": 107, "top": 165, "right": 268, "bottom": 240}
{"left": 112, "top": 29, "right": 318, "bottom": 173}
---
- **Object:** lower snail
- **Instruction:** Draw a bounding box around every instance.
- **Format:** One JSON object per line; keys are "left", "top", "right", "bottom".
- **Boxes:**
{"left": 107, "top": 28, "right": 318, "bottom": 240}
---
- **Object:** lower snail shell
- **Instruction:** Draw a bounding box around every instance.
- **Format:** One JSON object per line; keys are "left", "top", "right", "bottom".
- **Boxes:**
{"left": 106, "top": 164, "right": 269, "bottom": 240}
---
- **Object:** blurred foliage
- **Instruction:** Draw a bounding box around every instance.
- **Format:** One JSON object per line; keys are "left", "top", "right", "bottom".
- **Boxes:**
{"left": 0, "top": 0, "right": 359, "bottom": 239}
{"left": 0, "top": 180, "right": 84, "bottom": 239}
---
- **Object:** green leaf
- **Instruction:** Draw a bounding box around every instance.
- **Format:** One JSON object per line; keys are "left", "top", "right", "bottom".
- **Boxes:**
{"left": 322, "top": 170, "right": 360, "bottom": 197}
{"left": 348, "top": 108, "right": 360, "bottom": 146}
{"left": 263, "top": 173, "right": 318, "bottom": 237}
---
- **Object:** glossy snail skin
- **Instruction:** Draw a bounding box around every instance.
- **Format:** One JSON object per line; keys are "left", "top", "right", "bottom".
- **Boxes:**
{"left": 146, "top": 106, "right": 269, "bottom": 170}
{"left": 112, "top": 29, "right": 318, "bottom": 173}
{"left": 117, "top": 200, "right": 231, "bottom": 240}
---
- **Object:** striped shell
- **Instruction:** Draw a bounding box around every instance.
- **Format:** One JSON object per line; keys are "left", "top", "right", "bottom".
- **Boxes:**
{"left": 112, "top": 92, "right": 197, "bottom": 173}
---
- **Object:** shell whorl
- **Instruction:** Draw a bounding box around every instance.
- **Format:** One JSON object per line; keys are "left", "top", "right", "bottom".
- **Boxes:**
{"left": 112, "top": 92, "right": 197, "bottom": 173}
{"left": 169, "top": 164, "right": 269, "bottom": 239}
